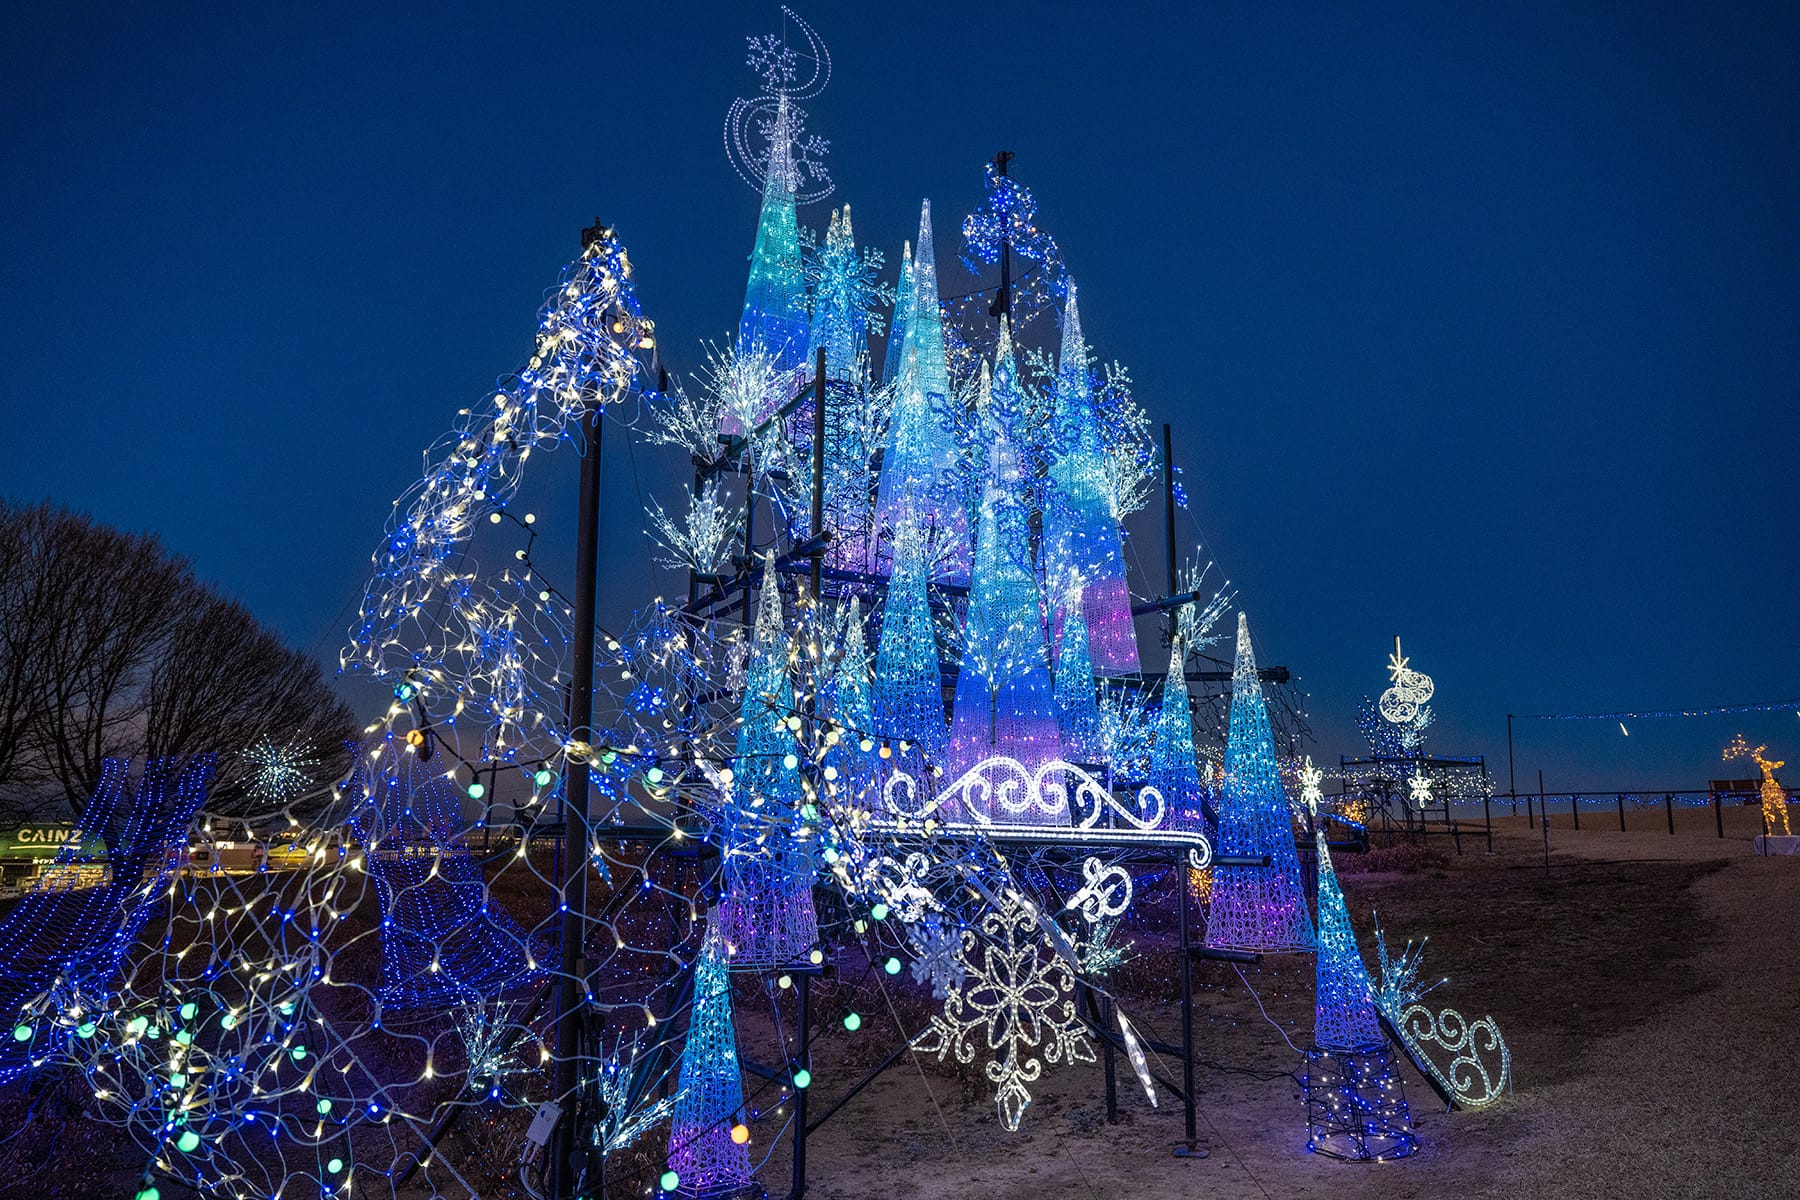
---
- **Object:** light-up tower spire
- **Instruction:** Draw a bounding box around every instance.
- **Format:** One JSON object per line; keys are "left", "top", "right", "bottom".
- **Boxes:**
{"left": 737, "top": 95, "right": 809, "bottom": 382}
{"left": 947, "top": 335, "right": 1061, "bottom": 781}
{"left": 1205, "top": 612, "right": 1314, "bottom": 952}
{"left": 1043, "top": 283, "right": 1138, "bottom": 675}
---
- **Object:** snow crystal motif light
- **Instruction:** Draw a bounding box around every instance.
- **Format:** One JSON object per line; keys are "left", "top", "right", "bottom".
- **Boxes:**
{"left": 913, "top": 890, "right": 1095, "bottom": 1131}
{"left": 1206, "top": 613, "right": 1315, "bottom": 952}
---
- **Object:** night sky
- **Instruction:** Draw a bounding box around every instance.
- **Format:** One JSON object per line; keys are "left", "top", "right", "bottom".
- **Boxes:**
{"left": 5, "top": 1, "right": 1797, "bottom": 790}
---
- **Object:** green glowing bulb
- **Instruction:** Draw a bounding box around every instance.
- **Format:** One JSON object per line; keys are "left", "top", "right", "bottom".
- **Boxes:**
{"left": 290, "top": 1046, "right": 308, "bottom": 1061}
{"left": 76, "top": 1022, "right": 96, "bottom": 1039}
{"left": 316, "top": 1099, "right": 332, "bottom": 1114}
{"left": 870, "top": 903, "right": 889, "bottom": 920}
{"left": 327, "top": 1158, "right": 344, "bottom": 1174}
{"left": 467, "top": 782, "right": 486, "bottom": 800}
{"left": 219, "top": 1014, "right": 238, "bottom": 1030}
{"left": 10, "top": 1025, "right": 29, "bottom": 1042}
{"left": 646, "top": 766, "right": 664, "bottom": 783}
{"left": 534, "top": 769, "right": 554, "bottom": 787}
{"left": 127, "top": 1017, "right": 149, "bottom": 1036}
{"left": 659, "top": 1169, "right": 680, "bottom": 1192}
{"left": 175, "top": 1030, "right": 193, "bottom": 1045}
{"left": 134, "top": 1188, "right": 161, "bottom": 1200}
{"left": 792, "top": 1068, "right": 812, "bottom": 1089}
{"left": 883, "top": 957, "right": 901, "bottom": 976}
{"left": 843, "top": 1012, "right": 862, "bottom": 1032}
{"left": 178, "top": 1002, "right": 197, "bottom": 1021}
{"left": 176, "top": 1131, "right": 200, "bottom": 1152}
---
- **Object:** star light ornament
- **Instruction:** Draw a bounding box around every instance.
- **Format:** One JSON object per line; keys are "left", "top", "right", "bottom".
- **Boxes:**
{"left": 242, "top": 736, "right": 319, "bottom": 806}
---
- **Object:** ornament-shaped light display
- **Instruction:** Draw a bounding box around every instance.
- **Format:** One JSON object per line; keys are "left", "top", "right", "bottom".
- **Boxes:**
{"left": 1206, "top": 613, "right": 1315, "bottom": 951}
{"left": 1043, "top": 284, "right": 1138, "bottom": 675}
{"left": 667, "top": 916, "right": 755, "bottom": 1198}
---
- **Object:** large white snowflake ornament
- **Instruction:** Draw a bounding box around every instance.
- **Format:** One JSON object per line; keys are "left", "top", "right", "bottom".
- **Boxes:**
{"left": 913, "top": 890, "right": 1095, "bottom": 1130}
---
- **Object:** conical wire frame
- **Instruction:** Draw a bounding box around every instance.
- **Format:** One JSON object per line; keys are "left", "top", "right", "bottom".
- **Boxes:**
{"left": 1302, "top": 1043, "right": 1419, "bottom": 1162}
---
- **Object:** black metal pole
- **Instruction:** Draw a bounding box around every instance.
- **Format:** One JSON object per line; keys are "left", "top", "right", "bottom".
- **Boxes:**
{"left": 1617, "top": 793, "right": 1626, "bottom": 833}
{"left": 1173, "top": 851, "right": 1205, "bottom": 1158}
{"left": 811, "top": 347, "right": 826, "bottom": 601}
{"left": 1506, "top": 714, "right": 1515, "bottom": 804}
{"left": 1666, "top": 792, "right": 1675, "bottom": 835}
{"left": 792, "top": 972, "right": 811, "bottom": 1199}
{"left": 550, "top": 387, "right": 605, "bottom": 1197}
{"left": 1162, "top": 424, "right": 1178, "bottom": 646}
{"left": 1714, "top": 791, "right": 1724, "bottom": 838}
{"left": 1539, "top": 768, "right": 1549, "bottom": 873}
{"left": 989, "top": 150, "right": 1015, "bottom": 325}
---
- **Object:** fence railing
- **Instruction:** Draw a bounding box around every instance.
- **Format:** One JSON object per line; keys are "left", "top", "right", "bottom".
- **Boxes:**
{"left": 1397, "top": 788, "right": 1795, "bottom": 851}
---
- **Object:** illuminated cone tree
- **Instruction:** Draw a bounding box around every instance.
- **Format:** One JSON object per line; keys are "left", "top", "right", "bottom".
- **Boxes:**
{"left": 947, "top": 339, "right": 1061, "bottom": 781}
{"left": 667, "top": 917, "right": 755, "bottom": 1198}
{"left": 875, "top": 201, "right": 961, "bottom": 563}
{"left": 719, "top": 557, "right": 818, "bottom": 968}
{"left": 870, "top": 514, "right": 947, "bottom": 774}
{"left": 1052, "top": 586, "right": 1102, "bottom": 764}
{"left": 1043, "top": 284, "right": 1138, "bottom": 675}
{"left": 737, "top": 97, "right": 810, "bottom": 383}
{"left": 822, "top": 597, "right": 876, "bottom": 802}
{"left": 1149, "top": 642, "right": 1207, "bottom": 831}
{"left": 1205, "top": 612, "right": 1314, "bottom": 952}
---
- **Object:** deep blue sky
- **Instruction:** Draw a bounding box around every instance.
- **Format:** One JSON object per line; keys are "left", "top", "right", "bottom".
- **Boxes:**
{"left": 4, "top": 1, "right": 1798, "bottom": 790}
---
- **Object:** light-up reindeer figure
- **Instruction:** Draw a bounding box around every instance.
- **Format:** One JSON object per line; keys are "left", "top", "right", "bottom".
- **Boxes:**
{"left": 1724, "top": 734, "right": 1792, "bottom": 837}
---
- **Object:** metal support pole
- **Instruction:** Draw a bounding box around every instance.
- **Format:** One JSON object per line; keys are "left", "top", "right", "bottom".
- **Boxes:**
{"left": 810, "top": 348, "right": 826, "bottom": 602}
{"left": 1162, "top": 425, "right": 1178, "bottom": 636}
{"left": 1173, "top": 852, "right": 1206, "bottom": 1158}
{"left": 1617, "top": 793, "right": 1626, "bottom": 833}
{"left": 1714, "top": 792, "right": 1724, "bottom": 839}
{"left": 791, "top": 971, "right": 811, "bottom": 1199}
{"left": 1666, "top": 792, "right": 1674, "bottom": 835}
{"left": 1483, "top": 795, "right": 1492, "bottom": 853}
{"left": 1539, "top": 769, "right": 1549, "bottom": 873}
{"left": 1571, "top": 792, "right": 1580, "bottom": 831}
{"left": 550, "top": 394, "right": 604, "bottom": 1198}
{"left": 1506, "top": 714, "right": 1516, "bottom": 804}
{"left": 1101, "top": 994, "right": 1118, "bottom": 1124}
{"left": 988, "top": 150, "right": 1015, "bottom": 325}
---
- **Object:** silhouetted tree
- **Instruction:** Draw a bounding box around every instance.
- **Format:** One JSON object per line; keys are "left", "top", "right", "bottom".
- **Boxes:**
{"left": 0, "top": 499, "right": 355, "bottom": 820}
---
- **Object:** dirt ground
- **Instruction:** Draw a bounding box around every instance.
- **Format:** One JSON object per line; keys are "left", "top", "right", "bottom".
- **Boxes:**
{"left": 2, "top": 818, "right": 1794, "bottom": 1200}
{"left": 769, "top": 825, "right": 1799, "bottom": 1200}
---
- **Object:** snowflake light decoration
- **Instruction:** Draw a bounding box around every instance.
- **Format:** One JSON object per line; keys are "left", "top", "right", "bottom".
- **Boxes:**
{"left": 1408, "top": 771, "right": 1434, "bottom": 808}
{"left": 914, "top": 890, "right": 1095, "bottom": 1130}
{"left": 906, "top": 913, "right": 967, "bottom": 1000}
